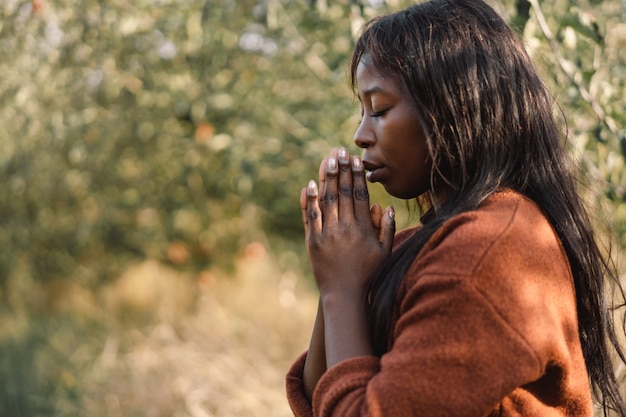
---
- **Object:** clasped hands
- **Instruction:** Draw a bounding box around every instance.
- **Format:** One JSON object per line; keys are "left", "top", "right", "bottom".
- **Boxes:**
{"left": 300, "top": 148, "right": 395, "bottom": 300}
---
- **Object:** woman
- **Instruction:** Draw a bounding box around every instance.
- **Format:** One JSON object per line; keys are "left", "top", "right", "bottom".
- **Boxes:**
{"left": 286, "top": 0, "right": 626, "bottom": 416}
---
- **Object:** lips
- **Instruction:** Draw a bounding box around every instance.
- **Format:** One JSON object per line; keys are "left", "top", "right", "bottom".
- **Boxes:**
{"left": 362, "top": 160, "right": 384, "bottom": 183}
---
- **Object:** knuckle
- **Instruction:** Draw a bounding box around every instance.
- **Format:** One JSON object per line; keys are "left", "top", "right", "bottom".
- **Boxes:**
{"left": 352, "top": 169, "right": 365, "bottom": 179}
{"left": 354, "top": 188, "right": 369, "bottom": 201}
{"left": 338, "top": 185, "right": 352, "bottom": 196}
{"left": 308, "top": 235, "right": 328, "bottom": 252}
{"left": 323, "top": 193, "right": 337, "bottom": 203}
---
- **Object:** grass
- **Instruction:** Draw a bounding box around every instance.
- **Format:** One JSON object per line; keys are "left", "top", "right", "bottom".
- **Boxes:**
{"left": 0, "top": 243, "right": 317, "bottom": 417}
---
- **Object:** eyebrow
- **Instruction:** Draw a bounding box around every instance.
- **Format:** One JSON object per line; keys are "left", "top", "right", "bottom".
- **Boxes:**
{"left": 358, "top": 86, "right": 391, "bottom": 102}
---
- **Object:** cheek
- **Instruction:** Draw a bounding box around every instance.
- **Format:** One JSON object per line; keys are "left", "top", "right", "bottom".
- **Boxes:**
{"left": 404, "top": 137, "right": 431, "bottom": 191}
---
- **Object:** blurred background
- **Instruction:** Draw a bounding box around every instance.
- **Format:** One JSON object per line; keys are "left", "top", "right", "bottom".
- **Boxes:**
{"left": 0, "top": 0, "right": 624, "bottom": 415}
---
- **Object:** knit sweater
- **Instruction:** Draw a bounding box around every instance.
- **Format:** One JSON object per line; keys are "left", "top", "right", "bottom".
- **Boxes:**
{"left": 286, "top": 190, "right": 592, "bottom": 416}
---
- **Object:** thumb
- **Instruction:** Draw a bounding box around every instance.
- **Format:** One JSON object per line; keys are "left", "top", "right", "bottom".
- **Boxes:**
{"left": 379, "top": 206, "right": 395, "bottom": 252}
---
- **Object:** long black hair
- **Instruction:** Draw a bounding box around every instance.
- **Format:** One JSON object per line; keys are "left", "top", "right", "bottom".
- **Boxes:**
{"left": 350, "top": 0, "right": 626, "bottom": 414}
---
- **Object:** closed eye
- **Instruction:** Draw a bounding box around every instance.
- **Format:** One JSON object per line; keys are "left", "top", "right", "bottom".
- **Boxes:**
{"left": 370, "top": 109, "right": 387, "bottom": 118}
{"left": 357, "top": 109, "right": 388, "bottom": 126}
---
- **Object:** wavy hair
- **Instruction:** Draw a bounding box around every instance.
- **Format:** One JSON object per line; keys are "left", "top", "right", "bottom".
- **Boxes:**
{"left": 350, "top": 0, "right": 626, "bottom": 414}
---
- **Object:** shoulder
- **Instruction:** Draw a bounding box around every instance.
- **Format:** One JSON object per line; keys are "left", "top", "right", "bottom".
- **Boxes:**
{"left": 408, "top": 189, "right": 569, "bottom": 281}
{"left": 398, "top": 189, "right": 579, "bottom": 359}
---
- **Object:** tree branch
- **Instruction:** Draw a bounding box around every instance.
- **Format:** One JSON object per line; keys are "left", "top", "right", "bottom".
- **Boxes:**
{"left": 528, "top": 0, "right": 618, "bottom": 137}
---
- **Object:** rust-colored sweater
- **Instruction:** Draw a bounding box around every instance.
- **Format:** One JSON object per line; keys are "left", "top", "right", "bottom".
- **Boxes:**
{"left": 286, "top": 190, "right": 592, "bottom": 416}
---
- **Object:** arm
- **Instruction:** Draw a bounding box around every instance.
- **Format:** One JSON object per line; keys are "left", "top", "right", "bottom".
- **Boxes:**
{"left": 303, "top": 298, "right": 326, "bottom": 401}
{"left": 321, "top": 289, "right": 372, "bottom": 367}
{"left": 301, "top": 148, "right": 394, "bottom": 373}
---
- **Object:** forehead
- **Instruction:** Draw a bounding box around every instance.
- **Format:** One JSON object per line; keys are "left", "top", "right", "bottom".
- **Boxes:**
{"left": 355, "top": 59, "right": 402, "bottom": 99}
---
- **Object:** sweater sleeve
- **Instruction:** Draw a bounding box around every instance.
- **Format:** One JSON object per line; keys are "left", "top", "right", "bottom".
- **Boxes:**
{"left": 286, "top": 351, "right": 315, "bottom": 417}
{"left": 311, "top": 275, "right": 543, "bottom": 417}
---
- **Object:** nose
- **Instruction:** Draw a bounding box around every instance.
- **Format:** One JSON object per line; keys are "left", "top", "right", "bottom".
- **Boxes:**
{"left": 354, "top": 117, "right": 374, "bottom": 149}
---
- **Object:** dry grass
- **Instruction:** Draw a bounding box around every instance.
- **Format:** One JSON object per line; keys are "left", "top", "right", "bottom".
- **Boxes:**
{"left": 82, "top": 246, "right": 317, "bottom": 417}
{"left": 0, "top": 243, "right": 317, "bottom": 417}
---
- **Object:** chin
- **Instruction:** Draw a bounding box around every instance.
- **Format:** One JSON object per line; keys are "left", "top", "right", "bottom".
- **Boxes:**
{"left": 385, "top": 188, "right": 419, "bottom": 200}
{"left": 385, "top": 184, "right": 428, "bottom": 200}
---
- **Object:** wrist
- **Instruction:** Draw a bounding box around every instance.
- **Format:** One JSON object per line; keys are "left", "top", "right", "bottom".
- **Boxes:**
{"left": 321, "top": 292, "right": 373, "bottom": 364}
{"left": 320, "top": 289, "right": 367, "bottom": 311}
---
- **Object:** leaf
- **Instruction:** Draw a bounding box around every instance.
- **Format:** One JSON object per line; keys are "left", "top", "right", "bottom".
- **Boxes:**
{"left": 560, "top": 9, "right": 603, "bottom": 45}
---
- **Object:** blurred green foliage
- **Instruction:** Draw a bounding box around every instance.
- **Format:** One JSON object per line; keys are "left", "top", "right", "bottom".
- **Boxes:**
{"left": 0, "top": 315, "right": 100, "bottom": 416}
{"left": 0, "top": 0, "right": 361, "bottom": 296}
{"left": 0, "top": 0, "right": 625, "bottom": 294}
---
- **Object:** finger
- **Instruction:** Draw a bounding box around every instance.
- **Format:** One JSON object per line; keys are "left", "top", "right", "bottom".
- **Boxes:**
{"left": 319, "top": 149, "right": 338, "bottom": 208}
{"left": 318, "top": 157, "right": 328, "bottom": 208}
{"left": 379, "top": 206, "right": 396, "bottom": 251}
{"left": 322, "top": 154, "right": 339, "bottom": 226}
{"left": 305, "top": 180, "right": 322, "bottom": 236}
{"left": 370, "top": 203, "right": 382, "bottom": 231}
{"left": 337, "top": 148, "right": 355, "bottom": 222}
{"left": 300, "top": 187, "right": 309, "bottom": 234}
{"left": 351, "top": 155, "right": 371, "bottom": 221}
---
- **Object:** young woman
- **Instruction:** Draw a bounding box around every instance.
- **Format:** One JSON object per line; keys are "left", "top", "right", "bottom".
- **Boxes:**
{"left": 286, "top": 0, "right": 626, "bottom": 416}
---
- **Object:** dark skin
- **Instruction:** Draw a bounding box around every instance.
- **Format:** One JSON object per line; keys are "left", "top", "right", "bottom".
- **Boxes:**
{"left": 300, "top": 147, "right": 395, "bottom": 401}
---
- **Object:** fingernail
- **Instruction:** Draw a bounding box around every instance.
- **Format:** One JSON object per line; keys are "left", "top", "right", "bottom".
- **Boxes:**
{"left": 308, "top": 180, "right": 317, "bottom": 193}
{"left": 352, "top": 156, "right": 362, "bottom": 168}
{"left": 338, "top": 148, "right": 347, "bottom": 159}
{"left": 388, "top": 207, "right": 395, "bottom": 220}
{"left": 327, "top": 157, "right": 337, "bottom": 170}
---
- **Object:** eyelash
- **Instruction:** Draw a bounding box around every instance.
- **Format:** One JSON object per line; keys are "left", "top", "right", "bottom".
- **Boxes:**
{"left": 357, "top": 110, "right": 387, "bottom": 125}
